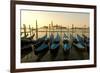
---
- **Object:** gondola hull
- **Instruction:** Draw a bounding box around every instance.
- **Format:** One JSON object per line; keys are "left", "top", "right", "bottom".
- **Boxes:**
{"left": 73, "top": 43, "right": 86, "bottom": 52}
{"left": 34, "top": 43, "right": 49, "bottom": 55}
{"left": 63, "top": 43, "right": 71, "bottom": 55}
{"left": 50, "top": 43, "right": 60, "bottom": 56}
{"left": 50, "top": 33, "right": 60, "bottom": 55}
{"left": 21, "top": 45, "right": 32, "bottom": 58}
{"left": 63, "top": 33, "right": 71, "bottom": 55}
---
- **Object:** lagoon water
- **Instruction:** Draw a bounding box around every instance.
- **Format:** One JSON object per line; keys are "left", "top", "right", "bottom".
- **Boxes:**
{"left": 21, "top": 28, "right": 89, "bottom": 40}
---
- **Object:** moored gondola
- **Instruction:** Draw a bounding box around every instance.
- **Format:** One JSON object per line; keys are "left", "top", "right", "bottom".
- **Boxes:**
{"left": 82, "top": 34, "right": 89, "bottom": 53}
{"left": 34, "top": 43, "right": 49, "bottom": 55}
{"left": 77, "top": 34, "right": 89, "bottom": 52}
{"left": 21, "top": 34, "right": 47, "bottom": 58}
{"left": 73, "top": 43, "right": 85, "bottom": 51}
{"left": 54, "top": 33, "right": 60, "bottom": 43}
{"left": 21, "top": 44, "right": 33, "bottom": 58}
{"left": 21, "top": 38, "right": 35, "bottom": 48}
{"left": 49, "top": 33, "right": 54, "bottom": 45}
{"left": 33, "top": 34, "right": 47, "bottom": 48}
{"left": 73, "top": 34, "right": 86, "bottom": 51}
{"left": 63, "top": 33, "right": 69, "bottom": 43}
{"left": 21, "top": 34, "right": 47, "bottom": 48}
{"left": 21, "top": 33, "right": 29, "bottom": 39}
{"left": 63, "top": 33, "right": 71, "bottom": 56}
{"left": 76, "top": 34, "right": 85, "bottom": 46}
{"left": 50, "top": 33, "right": 60, "bottom": 57}
{"left": 34, "top": 35, "right": 49, "bottom": 55}
{"left": 26, "top": 33, "right": 35, "bottom": 40}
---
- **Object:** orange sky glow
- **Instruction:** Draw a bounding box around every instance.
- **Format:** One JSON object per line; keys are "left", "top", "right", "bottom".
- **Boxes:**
{"left": 21, "top": 10, "right": 90, "bottom": 28}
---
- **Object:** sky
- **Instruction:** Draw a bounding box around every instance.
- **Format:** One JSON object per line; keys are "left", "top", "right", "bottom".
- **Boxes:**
{"left": 21, "top": 10, "right": 90, "bottom": 28}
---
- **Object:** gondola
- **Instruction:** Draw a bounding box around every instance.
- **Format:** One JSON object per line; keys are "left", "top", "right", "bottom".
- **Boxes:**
{"left": 63, "top": 33, "right": 71, "bottom": 55}
{"left": 21, "top": 38, "right": 35, "bottom": 48}
{"left": 49, "top": 33, "right": 54, "bottom": 45}
{"left": 82, "top": 34, "right": 89, "bottom": 40}
{"left": 50, "top": 33, "right": 60, "bottom": 56}
{"left": 82, "top": 34, "right": 89, "bottom": 52}
{"left": 21, "top": 33, "right": 29, "bottom": 39}
{"left": 26, "top": 33, "right": 35, "bottom": 40}
{"left": 21, "top": 34, "right": 47, "bottom": 58}
{"left": 73, "top": 43, "right": 85, "bottom": 51}
{"left": 34, "top": 43, "right": 49, "bottom": 55}
{"left": 63, "top": 33, "right": 69, "bottom": 43}
{"left": 77, "top": 34, "right": 89, "bottom": 52}
{"left": 21, "top": 34, "right": 47, "bottom": 48}
{"left": 54, "top": 33, "right": 60, "bottom": 43}
{"left": 21, "top": 44, "right": 33, "bottom": 58}
{"left": 70, "top": 34, "right": 77, "bottom": 43}
{"left": 76, "top": 34, "right": 84, "bottom": 46}
{"left": 33, "top": 34, "right": 47, "bottom": 49}
{"left": 50, "top": 43, "right": 60, "bottom": 54}
{"left": 21, "top": 33, "right": 35, "bottom": 48}
{"left": 82, "top": 34, "right": 89, "bottom": 44}
{"left": 34, "top": 35, "right": 49, "bottom": 55}
{"left": 73, "top": 34, "right": 85, "bottom": 51}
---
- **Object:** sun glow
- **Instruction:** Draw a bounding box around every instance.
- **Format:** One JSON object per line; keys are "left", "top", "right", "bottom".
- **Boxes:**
{"left": 21, "top": 10, "right": 89, "bottom": 28}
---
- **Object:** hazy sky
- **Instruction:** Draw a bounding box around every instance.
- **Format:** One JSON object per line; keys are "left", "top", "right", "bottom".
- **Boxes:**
{"left": 21, "top": 10, "right": 89, "bottom": 28}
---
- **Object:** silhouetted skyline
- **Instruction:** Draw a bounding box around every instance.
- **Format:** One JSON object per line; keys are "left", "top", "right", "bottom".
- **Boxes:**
{"left": 21, "top": 10, "right": 89, "bottom": 28}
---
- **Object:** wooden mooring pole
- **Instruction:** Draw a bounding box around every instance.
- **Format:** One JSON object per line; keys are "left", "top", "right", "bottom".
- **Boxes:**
{"left": 23, "top": 24, "right": 27, "bottom": 38}
{"left": 49, "top": 24, "right": 50, "bottom": 37}
{"left": 29, "top": 25, "right": 31, "bottom": 36}
{"left": 31, "top": 27, "right": 34, "bottom": 35}
{"left": 36, "top": 20, "right": 38, "bottom": 40}
{"left": 72, "top": 24, "right": 74, "bottom": 36}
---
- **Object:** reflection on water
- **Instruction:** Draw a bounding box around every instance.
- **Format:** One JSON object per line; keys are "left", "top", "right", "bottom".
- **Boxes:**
{"left": 21, "top": 28, "right": 89, "bottom": 39}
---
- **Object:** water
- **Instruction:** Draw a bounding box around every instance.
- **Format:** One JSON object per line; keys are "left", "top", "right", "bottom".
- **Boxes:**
{"left": 21, "top": 28, "right": 89, "bottom": 40}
